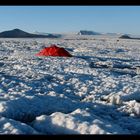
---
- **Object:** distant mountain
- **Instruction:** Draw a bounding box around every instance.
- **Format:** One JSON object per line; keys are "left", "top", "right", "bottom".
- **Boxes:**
{"left": 34, "top": 31, "right": 62, "bottom": 38}
{"left": 34, "top": 31, "right": 49, "bottom": 35}
{"left": 77, "top": 30, "right": 122, "bottom": 36}
{"left": 119, "top": 34, "right": 132, "bottom": 39}
{"left": 105, "top": 33, "right": 122, "bottom": 36}
{"left": 0, "top": 29, "right": 59, "bottom": 38}
{"left": 119, "top": 34, "right": 140, "bottom": 40}
{"left": 78, "top": 30, "right": 102, "bottom": 35}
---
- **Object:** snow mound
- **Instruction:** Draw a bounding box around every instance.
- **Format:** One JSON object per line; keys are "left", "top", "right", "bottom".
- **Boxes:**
{"left": 120, "top": 100, "right": 140, "bottom": 117}
{"left": 0, "top": 95, "right": 79, "bottom": 122}
{"left": 0, "top": 116, "right": 38, "bottom": 134}
{"left": 32, "top": 109, "right": 129, "bottom": 134}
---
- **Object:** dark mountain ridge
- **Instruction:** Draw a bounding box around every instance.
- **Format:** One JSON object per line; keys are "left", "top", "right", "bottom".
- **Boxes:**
{"left": 119, "top": 34, "right": 140, "bottom": 40}
{"left": 0, "top": 29, "right": 59, "bottom": 38}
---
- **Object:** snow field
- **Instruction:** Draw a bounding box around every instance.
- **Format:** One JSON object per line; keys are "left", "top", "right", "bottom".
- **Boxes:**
{"left": 0, "top": 37, "right": 140, "bottom": 134}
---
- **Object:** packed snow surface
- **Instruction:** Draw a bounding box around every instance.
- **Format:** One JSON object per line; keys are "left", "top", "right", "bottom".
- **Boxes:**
{"left": 0, "top": 36, "right": 140, "bottom": 134}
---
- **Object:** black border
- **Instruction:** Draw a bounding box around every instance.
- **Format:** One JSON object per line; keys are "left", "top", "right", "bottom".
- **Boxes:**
{"left": 0, "top": 134, "right": 140, "bottom": 140}
{"left": 0, "top": 0, "right": 140, "bottom": 139}
{"left": 0, "top": 0, "right": 140, "bottom": 5}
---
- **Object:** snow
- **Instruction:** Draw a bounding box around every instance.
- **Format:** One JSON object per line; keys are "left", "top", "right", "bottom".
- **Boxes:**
{"left": 0, "top": 116, "right": 38, "bottom": 134}
{"left": 32, "top": 108, "right": 129, "bottom": 134}
{"left": 0, "top": 36, "right": 140, "bottom": 134}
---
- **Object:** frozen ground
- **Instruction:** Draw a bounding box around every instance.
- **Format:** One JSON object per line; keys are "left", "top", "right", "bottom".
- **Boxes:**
{"left": 0, "top": 36, "right": 140, "bottom": 134}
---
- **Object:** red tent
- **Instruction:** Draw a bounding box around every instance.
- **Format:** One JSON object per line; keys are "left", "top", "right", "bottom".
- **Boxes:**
{"left": 35, "top": 44, "right": 72, "bottom": 57}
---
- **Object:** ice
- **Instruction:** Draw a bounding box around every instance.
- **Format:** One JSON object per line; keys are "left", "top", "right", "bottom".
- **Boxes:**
{"left": 0, "top": 36, "right": 140, "bottom": 134}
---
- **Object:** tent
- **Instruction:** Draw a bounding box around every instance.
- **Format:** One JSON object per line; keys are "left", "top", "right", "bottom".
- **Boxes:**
{"left": 35, "top": 44, "right": 72, "bottom": 57}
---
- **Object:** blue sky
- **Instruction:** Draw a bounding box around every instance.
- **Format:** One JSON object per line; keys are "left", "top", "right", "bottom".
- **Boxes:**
{"left": 0, "top": 6, "right": 140, "bottom": 35}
